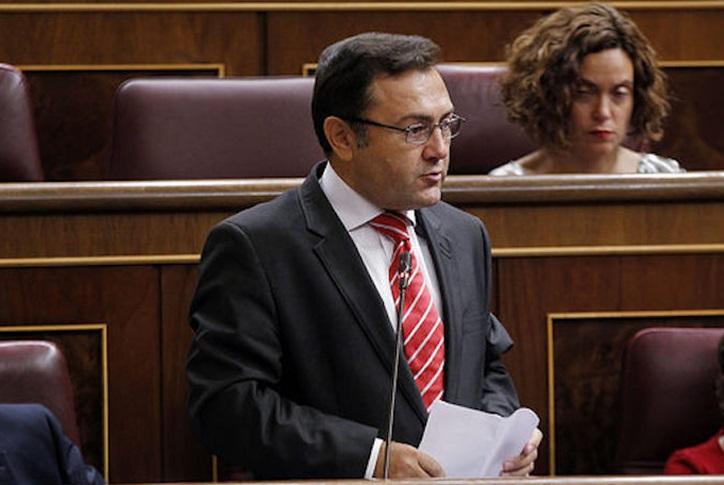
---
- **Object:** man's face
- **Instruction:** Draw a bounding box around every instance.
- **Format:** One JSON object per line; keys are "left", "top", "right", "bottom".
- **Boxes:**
{"left": 343, "top": 68, "right": 454, "bottom": 211}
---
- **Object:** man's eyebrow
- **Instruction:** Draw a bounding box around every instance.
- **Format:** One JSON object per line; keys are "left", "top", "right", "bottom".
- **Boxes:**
{"left": 395, "top": 109, "right": 455, "bottom": 125}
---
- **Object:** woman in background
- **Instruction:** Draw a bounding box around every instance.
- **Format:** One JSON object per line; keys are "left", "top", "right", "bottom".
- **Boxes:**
{"left": 664, "top": 335, "right": 724, "bottom": 474}
{"left": 491, "top": 3, "right": 683, "bottom": 175}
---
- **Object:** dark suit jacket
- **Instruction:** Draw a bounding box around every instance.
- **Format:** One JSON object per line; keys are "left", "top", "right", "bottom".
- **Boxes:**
{"left": 0, "top": 404, "right": 104, "bottom": 485}
{"left": 187, "top": 162, "right": 519, "bottom": 479}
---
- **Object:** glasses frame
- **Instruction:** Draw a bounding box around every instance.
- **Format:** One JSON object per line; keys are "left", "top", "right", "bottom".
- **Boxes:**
{"left": 342, "top": 113, "right": 466, "bottom": 145}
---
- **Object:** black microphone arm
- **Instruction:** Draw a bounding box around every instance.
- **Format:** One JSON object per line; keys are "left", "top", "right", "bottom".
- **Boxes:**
{"left": 383, "top": 251, "right": 412, "bottom": 479}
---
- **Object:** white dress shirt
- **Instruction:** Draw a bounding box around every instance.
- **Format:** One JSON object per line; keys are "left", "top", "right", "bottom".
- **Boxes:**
{"left": 318, "top": 162, "right": 445, "bottom": 478}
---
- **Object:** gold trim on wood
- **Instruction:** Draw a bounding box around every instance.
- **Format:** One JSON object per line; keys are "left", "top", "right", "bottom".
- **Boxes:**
{"left": 1, "top": 1, "right": 723, "bottom": 12}
{"left": 549, "top": 309, "right": 724, "bottom": 320}
{"left": 546, "top": 314, "right": 556, "bottom": 475}
{"left": 306, "top": 59, "right": 724, "bottom": 82}
{"left": 19, "top": 63, "right": 225, "bottom": 77}
{"left": 660, "top": 60, "right": 724, "bottom": 68}
{"left": 2, "top": 243, "right": 724, "bottom": 268}
{"left": 0, "top": 255, "right": 201, "bottom": 268}
{"left": 308, "top": 53, "right": 724, "bottom": 79}
{"left": 301, "top": 63, "right": 316, "bottom": 76}
{"left": 308, "top": 60, "right": 724, "bottom": 72}
{"left": 0, "top": 323, "right": 110, "bottom": 481}
{"left": 304, "top": 60, "right": 509, "bottom": 75}
{"left": 492, "top": 244, "right": 724, "bottom": 258}
{"left": 546, "top": 309, "right": 724, "bottom": 475}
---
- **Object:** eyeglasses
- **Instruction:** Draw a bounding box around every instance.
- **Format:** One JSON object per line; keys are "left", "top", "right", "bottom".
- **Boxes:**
{"left": 342, "top": 113, "right": 465, "bottom": 145}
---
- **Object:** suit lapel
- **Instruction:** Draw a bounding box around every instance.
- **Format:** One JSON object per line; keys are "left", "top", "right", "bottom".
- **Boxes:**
{"left": 417, "top": 207, "right": 464, "bottom": 402}
{"left": 299, "top": 164, "right": 428, "bottom": 424}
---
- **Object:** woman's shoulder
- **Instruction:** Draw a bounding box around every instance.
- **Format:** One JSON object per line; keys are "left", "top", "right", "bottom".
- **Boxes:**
{"left": 489, "top": 150, "right": 545, "bottom": 176}
{"left": 489, "top": 160, "right": 525, "bottom": 176}
{"left": 638, "top": 153, "right": 686, "bottom": 173}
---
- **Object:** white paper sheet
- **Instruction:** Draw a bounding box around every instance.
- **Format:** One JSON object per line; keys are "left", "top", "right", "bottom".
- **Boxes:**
{"left": 418, "top": 400, "right": 539, "bottom": 478}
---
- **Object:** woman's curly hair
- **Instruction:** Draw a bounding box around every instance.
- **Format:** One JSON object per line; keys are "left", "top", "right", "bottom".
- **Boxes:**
{"left": 500, "top": 3, "right": 669, "bottom": 149}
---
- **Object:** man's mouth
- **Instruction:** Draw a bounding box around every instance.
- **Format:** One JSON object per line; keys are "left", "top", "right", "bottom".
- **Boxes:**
{"left": 421, "top": 172, "right": 443, "bottom": 183}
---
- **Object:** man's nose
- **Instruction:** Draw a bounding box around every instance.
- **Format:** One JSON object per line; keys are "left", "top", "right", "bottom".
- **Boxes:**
{"left": 423, "top": 126, "right": 450, "bottom": 161}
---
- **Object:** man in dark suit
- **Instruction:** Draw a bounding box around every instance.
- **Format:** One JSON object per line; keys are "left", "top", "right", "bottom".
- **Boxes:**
{"left": 0, "top": 403, "right": 104, "bottom": 485}
{"left": 187, "top": 32, "right": 542, "bottom": 479}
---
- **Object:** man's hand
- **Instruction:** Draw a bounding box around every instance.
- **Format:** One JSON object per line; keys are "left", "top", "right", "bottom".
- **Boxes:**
{"left": 373, "top": 441, "right": 445, "bottom": 479}
{"left": 501, "top": 428, "right": 543, "bottom": 476}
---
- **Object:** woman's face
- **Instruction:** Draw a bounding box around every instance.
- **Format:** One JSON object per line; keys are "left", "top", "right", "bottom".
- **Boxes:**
{"left": 568, "top": 48, "right": 635, "bottom": 159}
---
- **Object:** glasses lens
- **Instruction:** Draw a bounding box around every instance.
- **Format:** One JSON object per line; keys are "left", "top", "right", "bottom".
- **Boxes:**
{"left": 405, "top": 115, "right": 463, "bottom": 145}
{"left": 446, "top": 116, "right": 462, "bottom": 139}
{"left": 405, "top": 124, "right": 432, "bottom": 145}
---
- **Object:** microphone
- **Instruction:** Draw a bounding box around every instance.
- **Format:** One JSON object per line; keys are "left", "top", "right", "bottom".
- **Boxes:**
{"left": 383, "top": 251, "right": 412, "bottom": 479}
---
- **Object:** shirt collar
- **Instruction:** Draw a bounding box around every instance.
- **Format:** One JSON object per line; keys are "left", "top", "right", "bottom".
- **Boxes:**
{"left": 319, "top": 162, "right": 416, "bottom": 231}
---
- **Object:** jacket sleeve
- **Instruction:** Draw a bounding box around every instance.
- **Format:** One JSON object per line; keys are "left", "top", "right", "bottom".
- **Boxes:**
{"left": 477, "top": 220, "right": 520, "bottom": 417}
{"left": 480, "top": 314, "right": 520, "bottom": 416}
{"left": 42, "top": 406, "right": 105, "bottom": 485}
{"left": 186, "top": 221, "right": 377, "bottom": 479}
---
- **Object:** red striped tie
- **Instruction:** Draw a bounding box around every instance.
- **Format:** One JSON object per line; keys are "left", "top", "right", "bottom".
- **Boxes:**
{"left": 370, "top": 212, "right": 445, "bottom": 410}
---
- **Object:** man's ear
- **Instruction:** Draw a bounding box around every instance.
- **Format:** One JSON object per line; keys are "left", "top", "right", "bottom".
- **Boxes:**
{"left": 323, "top": 116, "right": 356, "bottom": 162}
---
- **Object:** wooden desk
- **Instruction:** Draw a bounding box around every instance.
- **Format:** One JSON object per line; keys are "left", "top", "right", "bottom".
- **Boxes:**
{"left": 1, "top": 173, "right": 723, "bottom": 483}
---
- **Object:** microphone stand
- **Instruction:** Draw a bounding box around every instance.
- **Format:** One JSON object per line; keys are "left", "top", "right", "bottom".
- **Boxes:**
{"left": 383, "top": 251, "right": 412, "bottom": 480}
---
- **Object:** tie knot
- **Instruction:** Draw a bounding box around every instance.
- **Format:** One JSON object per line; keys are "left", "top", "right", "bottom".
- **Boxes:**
{"left": 370, "top": 212, "right": 410, "bottom": 244}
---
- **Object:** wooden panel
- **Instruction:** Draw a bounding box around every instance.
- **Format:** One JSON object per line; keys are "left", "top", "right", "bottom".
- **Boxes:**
{"left": 551, "top": 313, "right": 723, "bottom": 475}
{"left": 160, "top": 265, "right": 211, "bottom": 481}
{"left": 496, "top": 254, "right": 724, "bottom": 476}
{"left": 0, "top": 12, "right": 260, "bottom": 72}
{"left": 0, "top": 11, "right": 261, "bottom": 181}
{"left": 469, "top": 201, "right": 724, "bottom": 248}
{"left": 24, "top": 67, "right": 221, "bottom": 181}
{"left": 629, "top": 10, "right": 724, "bottom": 60}
{"left": 266, "top": 10, "right": 545, "bottom": 73}
{"left": 0, "top": 266, "right": 163, "bottom": 483}
{"left": 1, "top": 173, "right": 722, "bottom": 258}
{"left": 653, "top": 66, "right": 724, "bottom": 171}
{"left": 0, "top": 211, "right": 227, "bottom": 258}
{"left": 266, "top": 9, "right": 724, "bottom": 74}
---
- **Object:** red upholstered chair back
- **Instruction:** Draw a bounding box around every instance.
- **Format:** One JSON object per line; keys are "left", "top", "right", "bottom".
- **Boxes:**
{"left": 615, "top": 326, "right": 724, "bottom": 474}
{"left": 108, "top": 76, "right": 323, "bottom": 180}
{"left": 436, "top": 64, "right": 537, "bottom": 175}
{"left": 0, "top": 64, "right": 44, "bottom": 181}
{"left": 0, "top": 340, "right": 81, "bottom": 445}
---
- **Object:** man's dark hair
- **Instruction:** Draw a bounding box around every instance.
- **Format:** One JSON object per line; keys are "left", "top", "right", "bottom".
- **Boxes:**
{"left": 311, "top": 32, "right": 441, "bottom": 154}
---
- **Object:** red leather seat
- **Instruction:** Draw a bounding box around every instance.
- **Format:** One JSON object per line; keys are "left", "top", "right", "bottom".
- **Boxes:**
{"left": 109, "top": 68, "right": 540, "bottom": 179}
{"left": 436, "top": 64, "right": 537, "bottom": 175}
{"left": 615, "top": 326, "right": 724, "bottom": 474}
{"left": 0, "top": 64, "right": 44, "bottom": 181}
{"left": 108, "top": 76, "right": 323, "bottom": 180}
{"left": 0, "top": 340, "right": 80, "bottom": 445}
